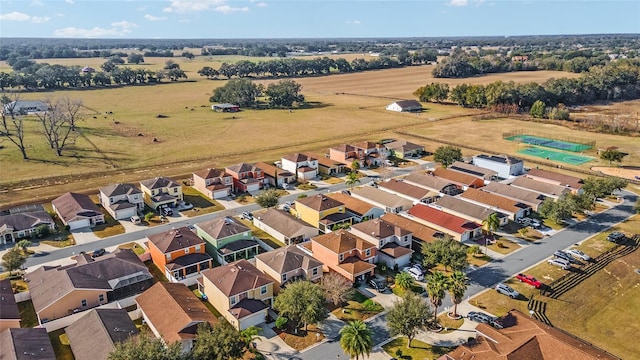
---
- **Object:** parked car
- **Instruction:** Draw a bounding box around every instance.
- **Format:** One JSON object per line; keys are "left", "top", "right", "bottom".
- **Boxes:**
{"left": 241, "top": 211, "right": 253, "bottom": 220}
{"left": 529, "top": 219, "right": 542, "bottom": 229}
{"left": 553, "top": 250, "right": 574, "bottom": 262}
{"left": 607, "top": 232, "right": 625, "bottom": 243}
{"left": 285, "top": 201, "right": 295, "bottom": 207}
{"left": 91, "top": 248, "right": 106, "bottom": 258}
{"left": 160, "top": 206, "right": 173, "bottom": 216}
{"left": 130, "top": 215, "right": 141, "bottom": 224}
{"left": 282, "top": 205, "right": 290, "bottom": 212}
{"left": 281, "top": 183, "right": 290, "bottom": 190}
{"left": 402, "top": 267, "right": 424, "bottom": 282}
{"left": 367, "top": 276, "right": 389, "bottom": 293}
{"left": 565, "top": 248, "right": 592, "bottom": 262}
{"left": 517, "top": 217, "right": 531, "bottom": 226}
{"left": 341, "top": 190, "right": 351, "bottom": 195}
{"left": 410, "top": 263, "right": 425, "bottom": 275}
{"left": 547, "top": 257, "right": 571, "bottom": 270}
{"left": 515, "top": 273, "right": 542, "bottom": 288}
{"left": 467, "top": 311, "right": 494, "bottom": 324}
{"left": 495, "top": 283, "right": 519, "bottom": 299}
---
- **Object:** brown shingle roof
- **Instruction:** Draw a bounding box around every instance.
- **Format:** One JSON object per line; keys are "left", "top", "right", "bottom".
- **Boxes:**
{"left": 326, "top": 193, "right": 379, "bottom": 217}
{"left": 136, "top": 282, "right": 218, "bottom": 344}
{"left": 139, "top": 177, "right": 180, "bottom": 190}
{"left": 482, "top": 182, "right": 545, "bottom": 207}
{"left": 51, "top": 192, "right": 103, "bottom": 224}
{"left": 460, "top": 188, "right": 526, "bottom": 214}
{"left": 434, "top": 195, "right": 499, "bottom": 222}
{"left": 282, "top": 153, "right": 316, "bottom": 163}
{"left": 331, "top": 144, "right": 355, "bottom": 153}
{"left": 229, "top": 299, "right": 269, "bottom": 320}
{"left": 312, "top": 230, "right": 375, "bottom": 254}
{"left": 255, "top": 162, "right": 294, "bottom": 179}
{"left": 65, "top": 309, "right": 138, "bottom": 360}
{"left": 377, "top": 179, "right": 436, "bottom": 200}
{"left": 353, "top": 141, "right": 377, "bottom": 151}
{"left": 351, "top": 218, "right": 411, "bottom": 239}
{"left": 433, "top": 167, "right": 483, "bottom": 187}
{"left": 351, "top": 186, "right": 413, "bottom": 209}
{"left": 193, "top": 168, "right": 228, "bottom": 180}
{"left": 337, "top": 256, "right": 376, "bottom": 276}
{"left": 385, "top": 139, "right": 424, "bottom": 153}
{"left": 403, "top": 172, "right": 455, "bottom": 192}
{"left": 200, "top": 259, "right": 274, "bottom": 297}
{"left": 380, "top": 242, "right": 414, "bottom": 258}
{"left": 525, "top": 169, "right": 583, "bottom": 189}
{"left": 147, "top": 226, "right": 204, "bottom": 253}
{"left": 255, "top": 245, "right": 323, "bottom": 274}
{"left": 302, "top": 152, "right": 341, "bottom": 168}
{"left": 197, "top": 217, "right": 251, "bottom": 240}
{"left": 99, "top": 183, "right": 142, "bottom": 197}
{"left": 0, "top": 279, "right": 19, "bottom": 321}
{"left": 511, "top": 177, "right": 571, "bottom": 197}
{"left": 225, "top": 163, "right": 260, "bottom": 174}
{"left": 253, "top": 208, "right": 316, "bottom": 238}
{"left": 0, "top": 328, "right": 56, "bottom": 360}
{"left": 296, "top": 194, "right": 344, "bottom": 212}
{"left": 0, "top": 211, "right": 53, "bottom": 234}
{"left": 408, "top": 204, "right": 480, "bottom": 234}
{"left": 381, "top": 213, "right": 441, "bottom": 244}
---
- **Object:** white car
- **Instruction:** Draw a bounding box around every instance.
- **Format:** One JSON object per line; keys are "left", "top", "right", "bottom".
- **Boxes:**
{"left": 547, "top": 257, "right": 571, "bottom": 270}
{"left": 495, "top": 283, "right": 519, "bottom": 299}
{"left": 565, "top": 249, "right": 592, "bottom": 261}
{"left": 402, "top": 267, "right": 424, "bottom": 282}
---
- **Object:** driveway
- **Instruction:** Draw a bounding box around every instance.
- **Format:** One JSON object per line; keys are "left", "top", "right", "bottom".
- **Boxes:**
{"left": 69, "top": 227, "right": 100, "bottom": 245}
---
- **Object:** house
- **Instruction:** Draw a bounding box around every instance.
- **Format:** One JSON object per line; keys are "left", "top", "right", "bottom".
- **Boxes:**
{"left": 255, "top": 245, "right": 323, "bottom": 291}
{"left": 51, "top": 192, "right": 105, "bottom": 230}
{"left": 301, "top": 230, "right": 376, "bottom": 282}
{"left": 0, "top": 208, "right": 55, "bottom": 245}
{"left": 65, "top": 308, "right": 138, "bottom": 360}
{"left": 381, "top": 213, "right": 444, "bottom": 251}
{"left": 303, "top": 152, "right": 345, "bottom": 176}
{"left": 350, "top": 218, "right": 414, "bottom": 269}
{"left": 449, "top": 161, "right": 498, "bottom": 181}
{"left": 211, "top": 103, "right": 240, "bottom": 112}
{"left": 136, "top": 282, "right": 218, "bottom": 354}
{"left": 255, "top": 162, "right": 296, "bottom": 188}
{"left": 25, "top": 249, "right": 154, "bottom": 324}
{"left": 459, "top": 188, "right": 532, "bottom": 220}
{"left": 439, "top": 309, "right": 619, "bottom": 360}
{"left": 292, "top": 194, "right": 353, "bottom": 233}
{"left": 252, "top": 208, "right": 318, "bottom": 245}
{"left": 192, "top": 168, "right": 233, "bottom": 199}
{"left": 510, "top": 176, "right": 571, "bottom": 200}
{"left": 432, "top": 168, "right": 485, "bottom": 190}
{"left": 403, "top": 171, "right": 461, "bottom": 196}
{"left": 0, "top": 328, "right": 56, "bottom": 360}
{"left": 2, "top": 100, "right": 48, "bottom": 115}
{"left": 0, "top": 279, "right": 20, "bottom": 332}
{"left": 139, "top": 177, "right": 183, "bottom": 210}
{"left": 386, "top": 100, "right": 423, "bottom": 112}
{"left": 195, "top": 217, "right": 258, "bottom": 264}
{"left": 482, "top": 182, "right": 546, "bottom": 211}
{"left": 384, "top": 140, "right": 425, "bottom": 159}
{"left": 199, "top": 260, "right": 274, "bottom": 330}
{"left": 472, "top": 154, "right": 524, "bottom": 179}
{"left": 281, "top": 153, "right": 318, "bottom": 181}
{"left": 350, "top": 186, "right": 413, "bottom": 214}
{"left": 98, "top": 183, "right": 144, "bottom": 220}
{"left": 433, "top": 195, "right": 508, "bottom": 227}
{"left": 225, "top": 163, "right": 264, "bottom": 193}
{"left": 377, "top": 178, "right": 440, "bottom": 204}
{"left": 147, "top": 227, "right": 213, "bottom": 285}
{"left": 326, "top": 192, "right": 385, "bottom": 222}
{"left": 524, "top": 168, "right": 584, "bottom": 194}
{"left": 329, "top": 142, "right": 388, "bottom": 168}
{"left": 406, "top": 204, "right": 482, "bottom": 242}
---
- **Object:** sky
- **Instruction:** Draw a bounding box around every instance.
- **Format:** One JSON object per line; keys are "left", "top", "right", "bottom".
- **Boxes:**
{"left": 0, "top": 0, "right": 638, "bottom": 39}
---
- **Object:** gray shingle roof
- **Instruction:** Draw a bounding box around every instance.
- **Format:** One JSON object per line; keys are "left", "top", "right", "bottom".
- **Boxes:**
{"left": 51, "top": 192, "right": 103, "bottom": 224}
{"left": 253, "top": 208, "right": 316, "bottom": 238}
{"left": 0, "top": 328, "right": 56, "bottom": 360}
{"left": 201, "top": 259, "right": 274, "bottom": 297}
{"left": 255, "top": 245, "right": 323, "bottom": 274}
{"left": 65, "top": 309, "right": 138, "bottom": 360}
{"left": 0, "top": 279, "right": 20, "bottom": 321}
{"left": 196, "top": 217, "right": 251, "bottom": 240}
{"left": 99, "top": 183, "right": 142, "bottom": 197}
{"left": 0, "top": 211, "right": 53, "bottom": 232}
{"left": 140, "top": 177, "right": 179, "bottom": 190}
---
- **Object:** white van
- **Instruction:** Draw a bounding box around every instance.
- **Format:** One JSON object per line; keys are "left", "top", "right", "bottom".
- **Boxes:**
{"left": 130, "top": 215, "right": 141, "bottom": 224}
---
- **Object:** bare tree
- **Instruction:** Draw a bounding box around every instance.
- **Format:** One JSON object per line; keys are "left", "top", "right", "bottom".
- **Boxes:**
{"left": 0, "top": 93, "right": 29, "bottom": 160}
{"left": 321, "top": 272, "right": 354, "bottom": 306}
{"left": 35, "top": 97, "right": 77, "bottom": 156}
{"left": 58, "top": 96, "right": 84, "bottom": 131}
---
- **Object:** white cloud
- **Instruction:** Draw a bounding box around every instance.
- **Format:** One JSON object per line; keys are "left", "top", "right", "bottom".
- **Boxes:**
{"left": 163, "top": 0, "right": 248, "bottom": 14}
{"left": 54, "top": 21, "right": 138, "bottom": 38}
{"left": 214, "top": 5, "right": 249, "bottom": 14}
{"left": 447, "top": 0, "right": 468, "bottom": 6}
{"left": 255, "top": 2, "right": 268, "bottom": 7}
{"left": 144, "top": 14, "right": 167, "bottom": 21}
{"left": 65, "top": 0, "right": 74, "bottom": 4}
{"left": 346, "top": 20, "right": 361, "bottom": 25}
{"left": 0, "top": 11, "right": 49, "bottom": 23}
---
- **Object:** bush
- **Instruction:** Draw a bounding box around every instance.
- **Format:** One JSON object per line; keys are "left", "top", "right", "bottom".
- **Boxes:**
{"left": 275, "top": 316, "right": 288, "bottom": 330}
{"left": 34, "top": 224, "right": 50, "bottom": 238}
{"left": 144, "top": 212, "right": 154, "bottom": 222}
{"left": 297, "top": 194, "right": 307, "bottom": 199}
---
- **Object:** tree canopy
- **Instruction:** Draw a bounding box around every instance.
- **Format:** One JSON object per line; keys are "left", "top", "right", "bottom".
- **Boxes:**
{"left": 210, "top": 78, "right": 264, "bottom": 108}
{"left": 273, "top": 280, "right": 327, "bottom": 330}
{"left": 191, "top": 322, "right": 246, "bottom": 360}
{"left": 433, "top": 145, "right": 463, "bottom": 168}
{"left": 254, "top": 188, "right": 281, "bottom": 208}
{"left": 386, "top": 292, "right": 433, "bottom": 347}
{"left": 108, "top": 333, "right": 184, "bottom": 360}
{"left": 599, "top": 149, "right": 627, "bottom": 165}
{"left": 421, "top": 237, "right": 468, "bottom": 272}
{"left": 2, "top": 247, "right": 27, "bottom": 276}
{"left": 265, "top": 79, "right": 304, "bottom": 108}
{"left": 339, "top": 320, "right": 373, "bottom": 360}
{"left": 321, "top": 272, "right": 353, "bottom": 307}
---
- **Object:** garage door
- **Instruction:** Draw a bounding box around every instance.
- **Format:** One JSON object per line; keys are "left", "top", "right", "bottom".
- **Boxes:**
{"left": 239, "top": 311, "right": 266, "bottom": 330}
{"left": 68, "top": 219, "right": 90, "bottom": 230}
{"left": 115, "top": 207, "right": 137, "bottom": 220}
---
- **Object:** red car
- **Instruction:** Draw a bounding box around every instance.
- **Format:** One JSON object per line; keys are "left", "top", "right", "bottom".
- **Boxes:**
{"left": 515, "top": 273, "right": 542, "bottom": 288}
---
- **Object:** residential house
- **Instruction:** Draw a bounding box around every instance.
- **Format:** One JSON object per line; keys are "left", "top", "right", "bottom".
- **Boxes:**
{"left": 433, "top": 195, "right": 508, "bottom": 227}
{"left": 98, "top": 183, "right": 144, "bottom": 220}
{"left": 384, "top": 140, "right": 424, "bottom": 159}
{"left": 292, "top": 194, "right": 353, "bottom": 233}
{"left": 301, "top": 230, "right": 376, "bottom": 282}
{"left": 403, "top": 171, "right": 461, "bottom": 196}
{"left": 524, "top": 168, "right": 584, "bottom": 194}
{"left": 139, "top": 177, "right": 183, "bottom": 210}
{"left": 0, "top": 279, "right": 20, "bottom": 332}
{"left": 0, "top": 328, "right": 56, "bottom": 360}
{"left": 303, "top": 152, "right": 345, "bottom": 175}
{"left": 195, "top": 217, "right": 258, "bottom": 264}
{"left": 406, "top": 204, "right": 482, "bottom": 242}
{"left": 326, "top": 192, "right": 385, "bottom": 222}
{"left": 25, "top": 249, "right": 154, "bottom": 324}
{"left": 350, "top": 218, "right": 414, "bottom": 269}
{"left": 136, "top": 282, "right": 218, "bottom": 354}
{"left": 482, "top": 182, "right": 546, "bottom": 211}
{"left": 255, "top": 245, "right": 323, "bottom": 291}
{"left": 147, "top": 227, "right": 213, "bottom": 285}
{"left": 449, "top": 161, "right": 498, "bottom": 182}
{"left": 51, "top": 192, "right": 105, "bottom": 230}
{"left": 211, "top": 103, "right": 239, "bottom": 112}
{"left": 192, "top": 168, "right": 233, "bottom": 199}
{"left": 459, "top": 188, "right": 532, "bottom": 220}
{"left": 377, "top": 178, "right": 440, "bottom": 204}
{"left": 2, "top": 100, "right": 49, "bottom": 115}
{"left": 432, "top": 167, "right": 485, "bottom": 190}
{"left": 65, "top": 308, "right": 138, "bottom": 360}
{"left": 256, "top": 162, "right": 296, "bottom": 188}
{"left": 381, "top": 213, "right": 443, "bottom": 251}
{"left": 252, "top": 208, "right": 318, "bottom": 245}
{"left": 350, "top": 186, "right": 413, "bottom": 214}
{"left": 199, "top": 260, "right": 274, "bottom": 330}
{"left": 510, "top": 176, "right": 571, "bottom": 200}
{"left": 0, "top": 206, "right": 55, "bottom": 244}
{"left": 472, "top": 154, "right": 524, "bottom": 179}
{"left": 225, "top": 163, "right": 264, "bottom": 193}
{"left": 439, "top": 309, "right": 619, "bottom": 360}
{"left": 281, "top": 153, "right": 318, "bottom": 181}
{"left": 385, "top": 100, "right": 423, "bottom": 112}
{"left": 329, "top": 141, "right": 388, "bottom": 168}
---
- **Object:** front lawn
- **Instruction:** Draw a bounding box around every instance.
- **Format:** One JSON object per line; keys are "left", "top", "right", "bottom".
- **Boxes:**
{"left": 18, "top": 300, "right": 38, "bottom": 328}
{"left": 486, "top": 237, "right": 520, "bottom": 255}
{"left": 331, "top": 291, "right": 384, "bottom": 321}
{"left": 118, "top": 242, "right": 146, "bottom": 255}
{"left": 297, "top": 182, "right": 317, "bottom": 190}
{"left": 437, "top": 313, "right": 465, "bottom": 334}
{"left": 278, "top": 324, "right": 324, "bottom": 351}
{"left": 392, "top": 284, "right": 425, "bottom": 297}
{"left": 89, "top": 195, "right": 125, "bottom": 238}
{"left": 238, "top": 218, "right": 285, "bottom": 249}
{"left": 382, "top": 337, "right": 453, "bottom": 360}
{"left": 49, "top": 329, "right": 74, "bottom": 360}
{"left": 181, "top": 185, "right": 223, "bottom": 217}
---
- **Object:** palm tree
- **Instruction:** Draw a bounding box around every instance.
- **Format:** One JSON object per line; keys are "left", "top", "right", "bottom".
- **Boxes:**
{"left": 240, "top": 326, "right": 262, "bottom": 353}
{"left": 425, "top": 271, "right": 448, "bottom": 325}
{"left": 394, "top": 271, "right": 415, "bottom": 292}
{"left": 447, "top": 271, "right": 469, "bottom": 318}
{"left": 339, "top": 320, "right": 373, "bottom": 360}
{"left": 345, "top": 171, "right": 361, "bottom": 190}
{"left": 350, "top": 159, "right": 361, "bottom": 172}
{"left": 482, "top": 212, "right": 501, "bottom": 253}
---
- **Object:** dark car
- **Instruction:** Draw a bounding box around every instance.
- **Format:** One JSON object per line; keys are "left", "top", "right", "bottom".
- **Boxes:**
{"left": 554, "top": 250, "right": 581, "bottom": 264}
{"left": 91, "top": 248, "right": 106, "bottom": 258}
{"left": 467, "top": 311, "right": 493, "bottom": 324}
{"left": 607, "top": 232, "right": 625, "bottom": 243}
{"left": 367, "top": 276, "right": 389, "bottom": 293}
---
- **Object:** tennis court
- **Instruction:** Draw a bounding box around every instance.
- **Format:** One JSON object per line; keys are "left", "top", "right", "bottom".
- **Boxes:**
{"left": 518, "top": 147, "right": 594, "bottom": 165}
{"left": 506, "top": 134, "right": 593, "bottom": 152}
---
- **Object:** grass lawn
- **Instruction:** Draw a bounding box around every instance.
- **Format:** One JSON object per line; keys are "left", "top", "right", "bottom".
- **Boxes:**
{"left": 297, "top": 183, "right": 317, "bottom": 190}
{"left": 192, "top": 289, "right": 222, "bottom": 317}
{"left": 382, "top": 337, "right": 453, "bottom": 360}
{"left": 49, "top": 329, "right": 74, "bottom": 360}
{"left": 18, "top": 300, "right": 38, "bottom": 328}
{"left": 322, "top": 176, "right": 344, "bottom": 185}
{"left": 182, "top": 185, "right": 224, "bottom": 217}
{"left": 331, "top": 290, "right": 384, "bottom": 321}
{"left": 486, "top": 237, "right": 520, "bottom": 255}
{"left": 40, "top": 236, "right": 76, "bottom": 248}
{"left": 392, "top": 284, "right": 425, "bottom": 297}
{"left": 144, "top": 261, "right": 168, "bottom": 283}
{"left": 238, "top": 218, "right": 285, "bottom": 249}
{"left": 468, "top": 253, "right": 491, "bottom": 267}
{"left": 118, "top": 242, "right": 147, "bottom": 255}
{"left": 279, "top": 324, "right": 324, "bottom": 351}
{"left": 437, "top": 313, "right": 465, "bottom": 334}
{"left": 91, "top": 213, "right": 126, "bottom": 238}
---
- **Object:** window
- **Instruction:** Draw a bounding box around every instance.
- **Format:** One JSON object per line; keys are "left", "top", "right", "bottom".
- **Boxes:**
{"left": 260, "top": 286, "right": 267, "bottom": 295}
{"left": 312, "top": 268, "right": 318, "bottom": 276}
{"left": 282, "top": 273, "right": 287, "bottom": 282}
{"left": 339, "top": 253, "right": 344, "bottom": 262}
{"left": 81, "top": 299, "right": 87, "bottom": 307}
{"left": 99, "top": 294, "right": 104, "bottom": 302}
{"left": 185, "top": 248, "right": 190, "bottom": 254}
{"left": 166, "top": 253, "right": 172, "bottom": 261}
{"left": 365, "top": 249, "right": 371, "bottom": 257}
{"left": 230, "top": 296, "right": 237, "bottom": 305}
{"left": 195, "top": 245, "right": 201, "bottom": 252}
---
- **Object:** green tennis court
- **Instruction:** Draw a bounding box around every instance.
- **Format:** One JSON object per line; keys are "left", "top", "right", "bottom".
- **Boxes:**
{"left": 506, "top": 134, "right": 592, "bottom": 152}
{"left": 518, "top": 147, "right": 594, "bottom": 165}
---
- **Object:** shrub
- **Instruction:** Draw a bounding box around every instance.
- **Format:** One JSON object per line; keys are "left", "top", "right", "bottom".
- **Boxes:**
{"left": 34, "top": 224, "right": 50, "bottom": 238}
{"left": 144, "top": 212, "right": 154, "bottom": 222}
{"left": 297, "top": 194, "right": 308, "bottom": 199}
{"left": 275, "top": 316, "right": 288, "bottom": 330}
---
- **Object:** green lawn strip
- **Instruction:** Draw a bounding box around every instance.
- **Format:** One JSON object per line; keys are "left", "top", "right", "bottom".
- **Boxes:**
{"left": 382, "top": 337, "right": 453, "bottom": 360}
{"left": 18, "top": 300, "right": 38, "bottom": 328}
{"left": 192, "top": 289, "right": 222, "bottom": 317}
{"left": 437, "top": 314, "right": 465, "bottom": 334}
{"left": 331, "top": 290, "right": 383, "bottom": 321}
{"left": 182, "top": 185, "right": 224, "bottom": 217}
{"left": 144, "top": 261, "right": 168, "bottom": 283}
{"left": 88, "top": 195, "right": 126, "bottom": 238}
{"left": 118, "top": 242, "right": 146, "bottom": 255}
{"left": 238, "top": 219, "right": 285, "bottom": 249}
{"left": 49, "top": 329, "right": 74, "bottom": 360}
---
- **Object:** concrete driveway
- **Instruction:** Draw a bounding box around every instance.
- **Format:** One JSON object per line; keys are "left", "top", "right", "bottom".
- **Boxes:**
{"left": 69, "top": 227, "right": 100, "bottom": 245}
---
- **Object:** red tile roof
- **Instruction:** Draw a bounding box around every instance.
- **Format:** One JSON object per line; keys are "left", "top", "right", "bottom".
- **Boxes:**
{"left": 408, "top": 204, "right": 480, "bottom": 234}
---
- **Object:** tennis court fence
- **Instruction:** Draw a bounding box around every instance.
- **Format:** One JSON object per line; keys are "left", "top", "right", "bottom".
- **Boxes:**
{"left": 503, "top": 130, "right": 595, "bottom": 152}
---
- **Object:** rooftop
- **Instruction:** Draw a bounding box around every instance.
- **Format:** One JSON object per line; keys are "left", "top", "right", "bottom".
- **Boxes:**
{"left": 148, "top": 226, "right": 204, "bottom": 253}
{"left": 201, "top": 259, "right": 274, "bottom": 297}
{"left": 408, "top": 204, "right": 480, "bottom": 234}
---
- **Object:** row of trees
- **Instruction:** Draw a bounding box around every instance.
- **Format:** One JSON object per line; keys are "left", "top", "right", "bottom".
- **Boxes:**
{"left": 210, "top": 78, "right": 305, "bottom": 109}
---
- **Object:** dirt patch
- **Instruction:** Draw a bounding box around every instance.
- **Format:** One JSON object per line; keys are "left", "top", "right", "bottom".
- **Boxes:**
{"left": 591, "top": 166, "right": 640, "bottom": 180}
